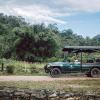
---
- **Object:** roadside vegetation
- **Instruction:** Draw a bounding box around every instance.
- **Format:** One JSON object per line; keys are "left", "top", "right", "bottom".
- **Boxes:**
{"left": 0, "top": 59, "right": 47, "bottom": 75}
{"left": 0, "top": 79, "right": 100, "bottom": 93}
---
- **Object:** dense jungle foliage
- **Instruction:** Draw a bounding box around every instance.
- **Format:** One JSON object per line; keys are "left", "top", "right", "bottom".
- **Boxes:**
{"left": 0, "top": 13, "right": 100, "bottom": 62}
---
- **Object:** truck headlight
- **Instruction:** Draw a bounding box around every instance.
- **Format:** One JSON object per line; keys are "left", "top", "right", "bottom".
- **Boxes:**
{"left": 47, "top": 64, "right": 50, "bottom": 68}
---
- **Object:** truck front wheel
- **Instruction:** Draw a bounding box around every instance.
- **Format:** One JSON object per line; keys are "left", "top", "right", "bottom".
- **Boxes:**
{"left": 50, "top": 68, "right": 61, "bottom": 77}
{"left": 90, "top": 68, "right": 100, "bottom": 78}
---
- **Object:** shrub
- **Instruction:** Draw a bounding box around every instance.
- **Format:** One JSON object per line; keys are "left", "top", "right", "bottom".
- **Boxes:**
{"left": 46, "top": 57, "right": 63, "bottom": 62}
{"left": 30, "top": 67, "right": 39, "bottom": 74}
{"left": 6, "top": 65, "right": 15, "bottom": 74}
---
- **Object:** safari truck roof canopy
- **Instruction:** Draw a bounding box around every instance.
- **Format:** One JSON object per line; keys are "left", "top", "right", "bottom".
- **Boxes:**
{"left": 63, "top": 46, "right": 100, "bottom": 53}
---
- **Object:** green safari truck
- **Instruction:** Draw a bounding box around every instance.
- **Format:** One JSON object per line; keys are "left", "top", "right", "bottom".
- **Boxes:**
{"left": 44, "top": 46, "right": 100, "bottom": 77}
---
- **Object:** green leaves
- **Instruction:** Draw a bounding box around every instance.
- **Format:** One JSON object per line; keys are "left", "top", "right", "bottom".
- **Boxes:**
{"left": 0, "top": 13, "right": 100, "bottom": 62}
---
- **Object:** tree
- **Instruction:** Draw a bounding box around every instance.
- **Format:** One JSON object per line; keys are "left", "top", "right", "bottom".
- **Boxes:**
{"left": 0, "top": 13, "right": 100, "bottom": 62}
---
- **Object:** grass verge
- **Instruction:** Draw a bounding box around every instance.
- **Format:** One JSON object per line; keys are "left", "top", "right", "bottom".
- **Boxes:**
{"left": 0, "top": 79, "right": 100, "bottom": 93}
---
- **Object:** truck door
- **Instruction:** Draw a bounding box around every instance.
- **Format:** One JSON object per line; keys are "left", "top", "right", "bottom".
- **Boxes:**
{"left": 62, "top": 62, "right": 71, "bottom": 73}
{"left": 70, "top": 63, "right": 81, "bottom": 72}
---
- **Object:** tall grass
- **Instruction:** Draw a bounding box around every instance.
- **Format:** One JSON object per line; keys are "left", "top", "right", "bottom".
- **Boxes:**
{"left": 0, "top": 59, "right": 47, "bottom": 75}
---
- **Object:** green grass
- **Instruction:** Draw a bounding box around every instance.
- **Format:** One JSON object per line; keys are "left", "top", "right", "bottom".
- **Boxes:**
{"left": 0, "top": 59, "right": 47, "bottom": 75}
{"left": 0, "top": 79, "right": 100, "bottom": 93}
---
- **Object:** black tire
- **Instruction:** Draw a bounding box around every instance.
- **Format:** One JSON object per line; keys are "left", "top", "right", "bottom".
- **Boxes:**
{"left": 90, "top": 68, "right": 100, "bottom": 78}
{"left": 45, "top": 69, "right": 49, "bottom": 73}
{"left": 44, "top": 68, "right": 49, "bottom": 73}
{"left": 50, "top": 68, "right": 61, "bottom": 78}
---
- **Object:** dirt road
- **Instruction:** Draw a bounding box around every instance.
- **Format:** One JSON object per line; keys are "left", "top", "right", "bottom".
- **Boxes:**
{"left": 0, "top": 76, "right": 99, "bottom": 81}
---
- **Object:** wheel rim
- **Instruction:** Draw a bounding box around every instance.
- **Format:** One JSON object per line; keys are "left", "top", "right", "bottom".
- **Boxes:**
{"left": 50, "top": 69, "right": 61, "bottom": 77}
{"left": 52, "top": 70, "right": 59, "bottom": 75}
{"left": 91, "top": 68, "right": 100, "bottom": 78}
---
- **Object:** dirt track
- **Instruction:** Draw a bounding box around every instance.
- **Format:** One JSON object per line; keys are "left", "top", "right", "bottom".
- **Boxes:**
{"left": 0, "top": 76, "right": 100, "bottom": 81}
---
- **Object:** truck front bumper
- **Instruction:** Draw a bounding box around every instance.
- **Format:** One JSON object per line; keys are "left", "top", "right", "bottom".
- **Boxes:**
{"left": 44, "top": 65, "right": 50, "bottom": 73}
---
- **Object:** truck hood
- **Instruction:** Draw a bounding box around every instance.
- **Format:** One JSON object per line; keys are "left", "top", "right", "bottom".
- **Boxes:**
{"left": 48, "top": 62, "right": 67, "bottom": 66}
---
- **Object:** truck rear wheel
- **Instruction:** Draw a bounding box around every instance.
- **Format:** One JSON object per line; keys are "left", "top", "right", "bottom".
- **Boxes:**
{"left": 90, "top": 68, "right": 100, "bottom": 78}
{"left": 50, "top": 68, "right": 61, "bottom": 78}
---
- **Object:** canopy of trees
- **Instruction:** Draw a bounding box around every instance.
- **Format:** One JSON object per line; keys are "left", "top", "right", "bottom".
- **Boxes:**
{"left": 0, "top": 13, "right": 100, "bottom": 62}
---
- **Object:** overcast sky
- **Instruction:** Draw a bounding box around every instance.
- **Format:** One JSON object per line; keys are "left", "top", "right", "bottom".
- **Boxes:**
{"left": 0, "top": 0, "right": 100, "bottom": 37}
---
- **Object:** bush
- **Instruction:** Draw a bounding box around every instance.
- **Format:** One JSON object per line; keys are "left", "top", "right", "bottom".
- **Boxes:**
{"left": 46, "top": 57, "right": 63, "bottom": 62}
{"left": 30, "top": 67, "right": 39, "bottom": 74}
{"left": 6, "top": 65, "right": 15, "bottom": 74}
